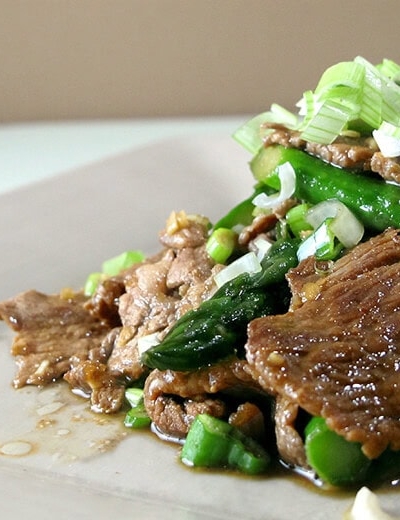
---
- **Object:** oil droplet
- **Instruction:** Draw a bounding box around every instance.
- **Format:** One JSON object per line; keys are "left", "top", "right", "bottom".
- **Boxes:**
{"left": 36, "top": 401, "right": 64, "bottom": 416}
{"left": 0, "top": 440, "right": 33, "bottom": 456}
{"left": 57, "top": 429, "right": 70, "bottom": 436}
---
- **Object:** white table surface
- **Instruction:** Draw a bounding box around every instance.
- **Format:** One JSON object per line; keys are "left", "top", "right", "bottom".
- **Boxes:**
{"left": 0, "top": 116, "right": 248, "bottom": 195}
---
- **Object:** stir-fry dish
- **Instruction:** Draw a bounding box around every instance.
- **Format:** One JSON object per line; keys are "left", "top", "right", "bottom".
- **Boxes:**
{"left": 1, "top": 56, "right": 400, "bottom": 490}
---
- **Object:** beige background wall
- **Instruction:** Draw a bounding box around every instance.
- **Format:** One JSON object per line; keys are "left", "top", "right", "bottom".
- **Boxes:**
{"left": 1, "top": 0, "right": 399, "bottom": 122}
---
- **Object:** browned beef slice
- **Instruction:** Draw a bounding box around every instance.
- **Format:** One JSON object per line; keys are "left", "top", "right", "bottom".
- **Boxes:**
{"left": 85, "top": 276, "right": 126, "bottom": 327}
{"left": 274, "top": 396, "right": 308, "bottom": 468}
{"left": 370, "top": 152, "right": 400, "bottom": 184}
{"left": 246, "top": 231, "right": 400, "bottom": 459}
{"left": 287, "top": 228, "right": 400, "bottom": 310}
{"left": 0, "top": 290, "right": 111, "bottom": 388}
{"left": 64, "top": 359, "right": 125, "bottom": 413}
{"left": 143, "top": 358, "right": 260, "bottom": 438}
{"left": 110, "top": 246, "right": 216, "bottom": 380}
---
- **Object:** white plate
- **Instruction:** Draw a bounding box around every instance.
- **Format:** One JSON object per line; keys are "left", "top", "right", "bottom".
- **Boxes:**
{"left": 0, "top": 135, "right": 398, "bottom": 520}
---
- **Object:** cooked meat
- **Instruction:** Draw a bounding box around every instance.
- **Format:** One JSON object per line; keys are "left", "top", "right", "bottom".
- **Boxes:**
{"left": 287, "top": 228, "right": 400, "bottom": 310}
{"left": 274, "top": 396, "right": 308, "bottom": 468}
{"left": 85, "top": 276, "right": 125, "bottom": 327}
{"left": 370, "top": 152, "right": 400, "bottom": 184}
{"left": 110, "top": 218, "right": 217, "bottom": 382}
{"left": 263, "top": 123, "right": 400, "bottom": 183}
{"left": 0, "top": 212, "right": 219, "bottom": 416}
{"left": 143, "top": 357, "right": 261, "bottom": 438}
{"left": 159, "top": 211, "right": 210, "bottom": 249}
{"left": 228, "top": 402, "right": 266, "bottom": 442}
{"left": 246, "top": 229, "right": 400, "bottom": 459}
{"left": 0, "top": 290, "right": 111, "bottom": 388}
{"left": 64, "top": 359, "right": 125, "bottom": 413}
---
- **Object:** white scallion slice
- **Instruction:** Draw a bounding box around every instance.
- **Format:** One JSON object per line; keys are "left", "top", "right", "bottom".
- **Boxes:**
{"left": 373, "top": 121, "right": 400, "bottom": 157}
{"left": 213, "top": 252, "right": 261, "bottom": 289}
{"left": 252, "top": 235, "right": 273, "bottom": 261}
{"left": 137, "top": 332, "right": 160, "bottom": 357}
{"left": 252, "top": 162, "right": 296, "bottom": 210}
{"left": 314, "top": 60, "right": 365, "bottom": 97}
{"left": 376, "top": 58, "right": 400, "bottom": 82}
{"left": 306, "top": 199, "right": 364, "bottom": 249}
{"left": 300, "top": 98, "right": 353, "bottom": 144}
{"left": 232, "top": 105, "right": 298, "bottom": 154}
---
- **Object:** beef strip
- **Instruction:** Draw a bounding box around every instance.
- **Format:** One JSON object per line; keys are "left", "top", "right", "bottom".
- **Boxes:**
{"left": 246, "top": 229, "right": 400, "bottom": 460}
{"left": 0, "top": 290, "right": 111, "bottom": 388}
{"left": 263, "top": 124, "right": 400, "bottom": 183}
{"left": 108, "top": 216, "right": 217, "bottom": 383}
{"left": 274, "top": 396, "right": 308, "bottom": 468}
{"left": 143, "top": 357, "right": 261, "bottom": 438}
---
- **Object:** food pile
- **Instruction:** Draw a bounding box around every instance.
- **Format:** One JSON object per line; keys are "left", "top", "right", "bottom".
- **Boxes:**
{"left": 1, "top": 56, "right": 400, "bottom": 489}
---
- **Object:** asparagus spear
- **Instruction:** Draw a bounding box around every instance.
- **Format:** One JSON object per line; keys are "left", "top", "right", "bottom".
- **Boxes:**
{"left": 141, "top": 238, "right": 299, "bottom": 371}
{"left": 251, "top": 144, "right": 400, "bottom": 232}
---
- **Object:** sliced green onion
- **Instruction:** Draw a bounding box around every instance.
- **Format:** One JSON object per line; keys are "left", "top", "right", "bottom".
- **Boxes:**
{"left": 300, "top": 97, "right": 354, "bottom": 144}
{"left": 252, "top": 235, "right": 273, "bottom": 261}
{"left": 355, "top": 57, "right": 384, "bottom": 129}
{"left": 232, "top": 105, "right": 298, "bottom": 154}
{"left": 181, "top": 414, "right": 270, "bottom": 475}
{"left": 102, "top": 250, "right": 145, "bottom": 276}
{"left": 306, "top": 199, "right": 364, "bottom": 249}
{"left": 252, "top": 162, "right": 296, "bottom": 209}
{"left": 125, "top": 387, "right": 145, "bottom": 408}
{"left": 286, "top": 203, "right": 313, "bottom": 237}
{"left": 314, "top": 60, "right": 365, "bottom": 98}
{"left": 304, "top": 416, "right": 371, "bottom": 487}
{"left": 376, "top": 58, "right": 400, "bottom": 82}
{"left": 83, "top": 272, "right": 103, "bottom": 297}
{"left": 124, "top": 408, "right": 151, "bottom": 429}
{"left": 232, "top": 112, "right": 273, "bottom": 154}
{"left": 297, "top": 218, "right": 343, "bottom": 262}
{"left": 213, "top": 252, "right": 261, "bottom": 289}
{"left": 237, "top": 56, "right": 400, "bottom": 149}
{"left": 373, "top": 121, "right": 400, "bottom": 157}
{"left": 124, "top": 388, "right": 151, "bottom": 429}
{"left": 206, "top": 228, "right": 237, "bottom": 264}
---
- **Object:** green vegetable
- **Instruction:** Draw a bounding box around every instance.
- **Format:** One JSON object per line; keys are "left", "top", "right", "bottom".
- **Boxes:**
{"left": 285, "top": 203, "right": 313, "bottom": 237}
{"left": 102, "top": 250, "right": 145, "bottom": 276}
{"left": 251, "top": 144, "right": 400, "bottom": 232}
{"left": 304, "top": 416, "right": 371, "bottom": 487}
{"left": 141, "top": 238, "right": 299, "bottom": 371}
{"left": 124, "top": 388, "right": 151, "bottom": 429}
{"left": 181, "top": 414, "right": 270, "bottom": 475}
{"left": 83, "top": 272, "right": 103, "bottom": 297}
{"left": 206, "top": 227, "right": 237, "bottom": 264}
{"left": 212, "top": 184, "right": 273, "bottom": 231}
{"left": 84, "top": 250, "right": 145, "bottom": 296}
{"left": 233, "top": 56, "right": 400, "bottom": 150}
{"left": 297, "top": 218, "right": 343, "bottom": 261}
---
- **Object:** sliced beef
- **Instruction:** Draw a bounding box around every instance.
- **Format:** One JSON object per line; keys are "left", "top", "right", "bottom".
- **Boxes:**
{"left": 263, "top": 123, "right": 400, "bottom": 183}
{"left": 109, "top": 217, "right": 217, "bottom": 382}
{"left": 64, "top": 359, "right": 125, "bottom": 413}
{"left": 246, "top": 229, "right": 400, "bottom": 459}
{"left": 0, "top": 290, "right": 111, "bottom": 388}
{"left": 85, "top": 276, "right": 125, "bottom": 327}
{"left": 287, "top": 228, "right": 400, "bottom": 310}
{"left": 274, "top": 396, "right": 308, "bottom": 468}
{"left": 143, "top": 357, "right": 261, "bottom": 438}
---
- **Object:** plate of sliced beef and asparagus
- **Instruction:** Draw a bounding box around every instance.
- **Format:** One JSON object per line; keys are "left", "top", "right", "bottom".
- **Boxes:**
{"left": 0, "top": 56, "right": 399, "bottom": 520}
